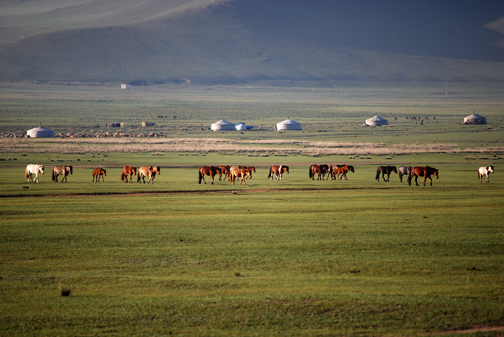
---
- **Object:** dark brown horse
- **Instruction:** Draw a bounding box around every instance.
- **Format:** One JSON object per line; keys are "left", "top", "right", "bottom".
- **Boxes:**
{"left": 331, "top": 165, "right": 355, "bottom": 181}
{"left": 229, "top": 167, "right": 252, "bottom": 185}
{"left": 398, "top": 166, "right": 412, "bottom": 183}
{"left": 52, "top": 165, "right": 73, "bottom": 182}
{"left": 92, "top": 168, "right": 106, "bottom": 182}
{"left": 268, "top": 165, "right": 289, "bottom": 180}
{"left": 218, "top": 165, "right": 231, "bottom": 181}
{"left": 198, "top": 166, "right": 221, "bottom": 185}
{"left": 121, "top": 166, "right": 137, "bottom": 183}
{"left": 137, "top": 166, "right": 161, "bottom": 183}
{"left": 376, "top": 166, "right": 397, "bottom": 182}
{"left": 309, "top": 164, "right": 330, "bottom": 180}
{"left": 408, "top": 166, "right": 439, "bottom": 186}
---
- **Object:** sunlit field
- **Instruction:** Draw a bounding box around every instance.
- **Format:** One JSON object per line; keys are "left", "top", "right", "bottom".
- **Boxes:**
{"left": 1, "top": 83, "right": 504, "bottom": 336}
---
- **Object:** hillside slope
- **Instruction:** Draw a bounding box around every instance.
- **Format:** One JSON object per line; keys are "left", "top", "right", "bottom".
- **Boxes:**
{"left": 1, "top": 0, "right": 504, "bottom": 84}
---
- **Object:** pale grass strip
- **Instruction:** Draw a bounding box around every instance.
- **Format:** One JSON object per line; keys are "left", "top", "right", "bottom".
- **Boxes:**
{"left": 1, "top": 138, "right": 503, "bottom": 155}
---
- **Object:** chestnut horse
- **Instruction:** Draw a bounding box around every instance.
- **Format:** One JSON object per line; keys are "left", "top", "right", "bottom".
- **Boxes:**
{"left": 375, "top": 166, "right": 397, "bottom": 182}
{"left": 92, "top": 168, "right": 106, "bottom": 182}
{"left": 408, "top": 166, "right": 439, "bottom": 186}
{"left": 25, "top": 164, "right": 44, "bottom": 183}
{"left": 331, "top": 165, "right": 355, "bottom": 181}
{"left": 52, "top": 165, "right": 73, "bottom": 182}
{"left": 398, "top": 166, "right": 412, "bottom": 182}
{"left": 268, "top": 165, "right": 289, "bottom": 180}
{"left": 121, "top": 166, "right": 136, "bottom": 183}
{"left": 218, "top": 165, "right": 231, "bottom": 181}
{"left": 229, "top": 167, "right": 252, "bottom": 185}
{"left": 137, "top": 166, "right": 161, "bottom": 183}
{"left": 309, "top": 164, "right": 330, "bottom": 180}
{"left": 198, "top": 166, "right": 221, "bottom": 185}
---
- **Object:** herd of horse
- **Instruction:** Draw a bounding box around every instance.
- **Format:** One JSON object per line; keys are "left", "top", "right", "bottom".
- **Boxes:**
{"left": 309, "top": 164, "right": 355, "bottom": 181}
{"left": 23, "top": 164, "right": 495, "bottom": 186}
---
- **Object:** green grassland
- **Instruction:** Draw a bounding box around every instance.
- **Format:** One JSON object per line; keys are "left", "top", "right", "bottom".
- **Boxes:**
{"left": 1, "top": 164, "right": 503, "bottom": 336}
{"left": 1, "top": 84, "right": 504, "bottom": 336}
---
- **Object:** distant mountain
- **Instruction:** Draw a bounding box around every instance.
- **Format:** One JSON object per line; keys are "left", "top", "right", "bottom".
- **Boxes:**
{"left": 1, "top": 0, "right": 504, "bottom": 84}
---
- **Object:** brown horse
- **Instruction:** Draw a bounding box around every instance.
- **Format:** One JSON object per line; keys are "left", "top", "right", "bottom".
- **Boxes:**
{"left": 218, "top": 165, "right": 231, "bottom": 181}
{"left": 375, "top": 166, "right": 397, "bottom": 182}
{"left": 92, "top": 168, "right": 106, "bottom": 182}
{"left": 52, "top": 165, "right": 73, "bottom": 182}
{"left": 121, "top": 166, "right": 137, "bottom": 183}
{"left": 137, "top": 166, "right": 161, "bottom": 183}
{"left": 229, "top": 167, "right": 252, "bottom": 185}
{"left": 198, "top": 166, "right": 221, "bottom": 185}
{"left": 409, "top": 166, "right": 439, "bottom": 186}
{"left": 331, "top": 165, "right": 355, "bottom": 181}
{"left": 268, "top": 165, "right": 289, "bottom": 180}
{"left": 309, "top": 164, "right": 330, "bottom": 180}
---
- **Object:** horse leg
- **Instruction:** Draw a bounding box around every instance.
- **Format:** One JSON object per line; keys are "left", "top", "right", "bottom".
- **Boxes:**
{"left": 429, "top": 176, "right": 433, "bottom": 186}
{"left": 415, "top": 175, "right": 419, "bottom": 186}
{"left": 211, "top": 175, "right": 214, "bottom": 185}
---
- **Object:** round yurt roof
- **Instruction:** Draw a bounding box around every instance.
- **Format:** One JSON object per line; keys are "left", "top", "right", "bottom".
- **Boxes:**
{"left": 463, "top": 113, "right": 487, "bottom": 125}
{"left": 365, "top": 115, "right": 388, "bottom": 126}
{"left": 26, "top": 126, "right": 55, "bottom": 138}
{"left": 277, "top": 119, "right": 302, "bottom": 130}
{"left": 211, "top": 119, "right": 235, "bottom": 131}
{"left": 235, "top": 123, "right": 247, "bottom": 131}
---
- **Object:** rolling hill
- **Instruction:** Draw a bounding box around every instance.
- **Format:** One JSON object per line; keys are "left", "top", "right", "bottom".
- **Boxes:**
{"left": 1, "top": 0, "right": 504, "bottom": 84}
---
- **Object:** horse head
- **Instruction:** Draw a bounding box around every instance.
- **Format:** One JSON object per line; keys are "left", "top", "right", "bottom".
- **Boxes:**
{"left": 488, "top": 166, "right": 494, "bottom": 173}
{"left": 103, "top": 169, "right": 107, "bottom": 176}
{"left": 348, "top": 166, "right": 355, "bottom": 173}
{"left": 67, "top": 166, "right": 73, "bottom": 174}
{"left": 39, "top": 165, "right": 45, "bottom": 174}
{"left": 154, "top": 166, "right": 160, "bottom": 174}
{"left": 283, "top": 166, "right": 289, "bottom": 173}
{"left": 434, "top": 169, "right": 439, "bottom": 179}
{"left": 392, "top": 166, "right": 397, "bottom": 173}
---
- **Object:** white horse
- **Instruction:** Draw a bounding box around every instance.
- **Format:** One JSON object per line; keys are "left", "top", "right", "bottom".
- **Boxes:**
{"left": 25, "top": 164, "right": 44, "bottom": 183}
{"left": 478, "top": 166, "right": 494, "bottom": 183}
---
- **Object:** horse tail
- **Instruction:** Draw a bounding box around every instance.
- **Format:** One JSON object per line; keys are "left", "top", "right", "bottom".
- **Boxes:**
{"left": 309, "top": 166, "right": 313, "bottom": 179}
{"left": 121, "top": 172, "right": 125, "bottom": 181}
{"left": 268, "top": 167, "right": 272, "bottom": 179}
{"left": 198, "top": 169, "right": 203, "bottom": 184}
{"left": 137, "top": 170, "right": 141, "bottom": 183}
{"left": 25, "top": 167, "right": 29, "bottom": 179}
{"left": 375, "top": 169, "right": 380, "bottom": 181}
{"left": 52, "top": 169, "right": 56, "bottom": 181}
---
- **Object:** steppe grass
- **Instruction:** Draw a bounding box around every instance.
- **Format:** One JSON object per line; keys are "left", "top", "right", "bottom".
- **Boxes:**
{"left": 1, "top": 159, "right": 503, "bottom": 336}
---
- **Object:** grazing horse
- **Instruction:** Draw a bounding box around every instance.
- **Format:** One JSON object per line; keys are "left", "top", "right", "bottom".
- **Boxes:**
{"left": 268, "top": 165, "right": 289, "bottom": 180}
{"left": 375, "top": 166, "right": 397, "bottom": 182}
{"left": 92, "top": 168, "right": 106, "bottom": 182}
{"left": 52, "top": 165, "right": 73, "bottom": 182}
{"left": 331, "top": 165, "right": 355, "bottom": 181}
{"left": 478, "top": 166, "right": 494, "bottom": 183}
{"left": 309, "top": 164, "right": 330, "bottom": 180}
{"left": 408, "top": 166, "right": 439, "bottom": 186}
{"left": 198, "top": 166, "right": 221, "bottom": 185}
{"left": 229, "top": 167, "right": 252, "bottom": 185}
{"left": 25, "top": 164, "right": 44, "bottom": 183}
{"left": 218, "top": 165, "right": 231, "bottom": 181}
{"left": 137, "top": 166, "right": 161, "bottom": 183}
{"left": 121, "top": 166, "right": 137, "bottom": 183}
{"left": 398, "top": 166, "right": 412, "bottom": 183}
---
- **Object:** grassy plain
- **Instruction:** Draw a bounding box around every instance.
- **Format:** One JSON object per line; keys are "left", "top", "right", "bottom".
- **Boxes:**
{"left": 1, "top": 83, "right": 504, "bottom": 336}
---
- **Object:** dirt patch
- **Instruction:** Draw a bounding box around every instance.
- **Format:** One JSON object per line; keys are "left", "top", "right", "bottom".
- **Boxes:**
{"left": 432, "top": 325, "right": 504, "bottom": 335}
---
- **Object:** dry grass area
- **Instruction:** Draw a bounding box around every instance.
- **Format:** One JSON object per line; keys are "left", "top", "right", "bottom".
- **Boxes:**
{"left": 3, "top": 137, "right": 504, "bottom": 156}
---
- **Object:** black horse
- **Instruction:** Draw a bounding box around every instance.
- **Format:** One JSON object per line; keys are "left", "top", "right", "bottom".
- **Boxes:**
{"left": 375, "top": 165, "right": 397, "bottom": 182}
